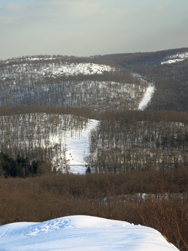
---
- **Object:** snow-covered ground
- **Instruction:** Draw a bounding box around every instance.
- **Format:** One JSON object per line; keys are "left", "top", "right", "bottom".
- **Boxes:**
{"left": 133, "top": 73, "right": 155, "bottom": 110}
{"left": 41, "top": 63, "right": 113, "bottom": 76}
{"left": 3, "top": 62, "right": 113, "bottom": 77}
{"left": 0, "top": 114, "right": 98, "bottom": 174}
{"left": 50, "top": 119, "right": 99, "bottom": 174}
{"left": 161, "top": 52, "right": 188, "bottom": 65}
{"left": 0, "top": 215, "right": 179, "bottom": 251}
{"left": 138, "top": 85, "right": 155, "bottom": 110}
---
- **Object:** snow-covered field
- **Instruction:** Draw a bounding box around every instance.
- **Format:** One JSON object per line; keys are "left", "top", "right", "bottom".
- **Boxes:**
{"left": 0, "top": 215, "right": 179, "bottom": 251}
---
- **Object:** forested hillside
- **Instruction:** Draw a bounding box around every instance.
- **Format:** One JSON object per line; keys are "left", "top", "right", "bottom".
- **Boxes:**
{"left": 1, "top": 49, "right": 188, "bottom": 250}
{"left": 89, "top": 110, "right": 188, "bottom": 172}
{"left": 96, "top": 47, "right": 188, "bottom": 112}
{"left": 0, "top": 55, "right": 151, "bottom": 111}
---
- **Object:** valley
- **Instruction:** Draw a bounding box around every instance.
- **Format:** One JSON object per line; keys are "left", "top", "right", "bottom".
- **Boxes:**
{"left": 0, "top": 48, "right": 188, "bottom": 250}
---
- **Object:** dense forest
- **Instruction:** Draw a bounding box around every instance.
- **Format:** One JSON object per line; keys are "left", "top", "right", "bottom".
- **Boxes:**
{"left": 1, "top": 48, "right": 188, "bottom": 250}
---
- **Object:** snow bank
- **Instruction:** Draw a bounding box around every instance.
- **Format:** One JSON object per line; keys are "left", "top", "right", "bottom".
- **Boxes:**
{"left": 0, "top": 215, "right": 179, "bottom": 251}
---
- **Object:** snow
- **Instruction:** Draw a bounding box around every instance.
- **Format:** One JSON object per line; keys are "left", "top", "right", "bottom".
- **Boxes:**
{"left": 41, "top": 63, "right": 113, "bottom": 76}
{"left": 0, "top": 60, "right": 154, "bottom": 110}
{"left": 19, "top": 62, "right": 113, "bottom": 77}
{"left": 0, "top": 113, "right": 98, "bottom": 174}
{"left": 27, "top": 57, "right": 56, "bottom": 61}
{"left": 2, "top": 61, "right": 113, "bottom": 78}
{"left": 161, "top": 52, "right": 188, "bottom": 65}
{"left": 132, "top": 73, "right": 155, "bottom": 110}
{"left": 138, "top": 85, "right": 155, "bottom": 110}
{"left": 50, "top": 119, "right": 99, "bottom": 174}
{"left": 0, "top": 215, "right": 179, "bottom": 251}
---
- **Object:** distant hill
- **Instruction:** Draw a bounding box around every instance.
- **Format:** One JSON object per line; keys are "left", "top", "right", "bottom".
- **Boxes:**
{"left": 0, "top": 54, "right": 153, "bottom": 112}
{"left": 1, "top": 47, "right": 188, "bottom": 112}
{"left": 96, "top": 47, "right": 188, "bottom": 112}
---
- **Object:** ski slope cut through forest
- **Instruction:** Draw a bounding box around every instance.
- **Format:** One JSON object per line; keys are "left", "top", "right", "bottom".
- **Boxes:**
{"left": 0, "top": 215, "right": 179, "bottom": 251}
{"left": 0, "top": 113, "right": 98, "bottom": 174}
{"left": 138, "top": 85, "right": 155, "bottom": 110}
{"left": 0, "top": 57, "right": 154, "bottom": 110}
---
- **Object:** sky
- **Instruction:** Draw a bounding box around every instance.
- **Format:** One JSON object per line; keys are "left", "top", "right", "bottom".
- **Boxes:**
{"left": 0, "top": 0, "right": 188, "bottom": 59}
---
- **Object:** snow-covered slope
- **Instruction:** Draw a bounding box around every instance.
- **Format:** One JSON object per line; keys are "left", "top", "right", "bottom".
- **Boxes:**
{"left": 0, "top": 56, "right": 154, "bottom": 110}
{"left": 0, "top": 215, "right": 179, "bottom": 251}
{"left": 51, "top": 118, "right": 99, "bottom": 174}
{"left": 1, "top": 61, "right": 113, "bottom": 78}
{"left": 138, "top": 85, "right": 155, "bottom": 110}
{"left": 161, "top": 52, "right": 188, "bottom": 65}
{"left": 41, "top": 63, "right": 113, "bottom": 76}
{"left": 133, "top": 73, "right": 155, "bottom": 110}
{"left": 0, "top": 113, "right": 98, "bottom": 174}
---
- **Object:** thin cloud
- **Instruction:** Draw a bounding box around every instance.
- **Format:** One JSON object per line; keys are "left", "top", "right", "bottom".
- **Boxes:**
{"left": 5, "top": 4, "right": 26, "bottom": 12}
{"left": 0, "top": 0, "right": 188, "bottom": 59}
{"left": 0, "top": 16, "right": 16, "bottom": 24}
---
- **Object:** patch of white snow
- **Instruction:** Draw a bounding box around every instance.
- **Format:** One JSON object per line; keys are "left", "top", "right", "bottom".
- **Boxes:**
{"left": 161, "top": 52, "right": 188, "bottom": 65}
{"left": 0, "top": 215, "right": 179, "bottom": 251}
{"left": 138, "top": 85, "right": 155, "bottom": 110}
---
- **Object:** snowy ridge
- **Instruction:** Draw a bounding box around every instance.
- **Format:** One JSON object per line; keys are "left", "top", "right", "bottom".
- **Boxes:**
{"left": 41, "top": 62, "right": 113, "bottom": 76}
{"left": 2, "top": 62, "right": 113, "bottom": 77}
{"left": 0, "top": 215, "right": 179, "bottom": 251}
{"left": 26, "top": 57, "right": 56, "bottom": 61}
{"left": 161, "top": 52, "right": 188, "bottom": 65}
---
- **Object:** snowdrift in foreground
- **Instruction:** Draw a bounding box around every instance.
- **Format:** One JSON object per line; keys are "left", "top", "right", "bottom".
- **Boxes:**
{"left": 0, "top": 215, "right": 179, "bottom": 251}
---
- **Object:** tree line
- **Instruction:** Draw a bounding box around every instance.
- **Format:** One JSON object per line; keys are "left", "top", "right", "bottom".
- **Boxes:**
{"left": 0, "top": 152, "right": 50, "bottom": 178}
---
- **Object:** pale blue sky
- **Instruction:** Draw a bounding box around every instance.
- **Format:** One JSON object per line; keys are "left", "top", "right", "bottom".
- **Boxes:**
{"left": 0, "top": 0, "right": 188, "bottom": 59}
